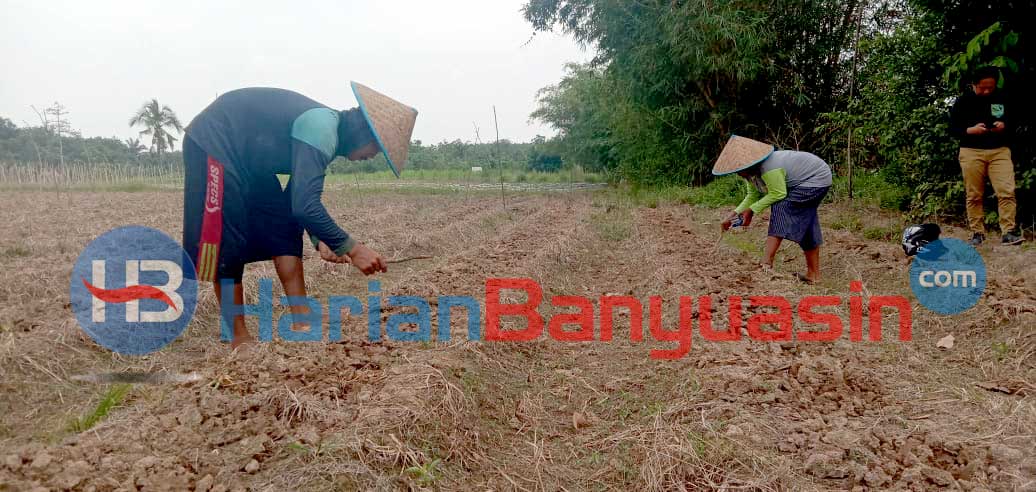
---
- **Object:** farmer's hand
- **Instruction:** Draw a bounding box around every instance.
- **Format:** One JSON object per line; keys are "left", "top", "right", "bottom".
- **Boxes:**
{"left": 348, "top": 243, "right": 387, "bottom": 275}
{"left": 967, "top": 123, "right": 988, "bottom": 135}
{"left": 721, "top": 211, "right": 738, "bottom": 231}
{"left": 318, "top": 241, "right": 352, "bottom": 264}
{"left": 741, "top": 209, "right": 754, "bottom": 228}
{"left": 992, "top": 121, "right": 1006, "bottom": 133}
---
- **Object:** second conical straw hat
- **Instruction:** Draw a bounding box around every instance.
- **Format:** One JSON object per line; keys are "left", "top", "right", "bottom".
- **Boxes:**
{"left": 712, "top": 135, "right": 775, "bottom": 176}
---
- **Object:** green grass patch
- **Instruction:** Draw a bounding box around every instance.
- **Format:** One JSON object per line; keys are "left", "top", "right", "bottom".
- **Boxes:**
{"left": 681, "top": 175, "right": 744, "bottom": 208}
{"left": 326, "top": 167, "right": 606, "bottom": 184}
{"left": 862, "top": 225, "right": 900, "bottom": 242}
{"left": 591, "top": 207, "right": 633, "bottom": 242}
{"left": 829, "top": 214, "right": 863, "bottom": 232}
{"left": 722, "top": 232, "right": 763, "bottom": 256}
{"left": 458, "top": 368, "right": 484, "bottom": 395}
{"left": 404, "top": 458, "right": 442, "bottom": 486}
{"left": 68, "top": 384, "right": 131, "bottom": 433}
{"left": 624, "top": 185, "right": 690, "bottom": 208}
{"left": 829, "top": 171, "right": 912, "bottom": 210}
{"left": 1, "top": 245, "right": 31, "bottom": 259}
{"left": 600, "top": 175, "right": 753, "bottom": 210}
{"left": 991, "top": 341, "right": 1011, "bottom": 362}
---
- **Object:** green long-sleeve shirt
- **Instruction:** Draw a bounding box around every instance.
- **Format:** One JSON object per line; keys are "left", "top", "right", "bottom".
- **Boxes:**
{"left": 735, "top": 168, "right": 788, "bottom": 214}
{"left": 733, "top": 150, "right": 832, "bottom": 214}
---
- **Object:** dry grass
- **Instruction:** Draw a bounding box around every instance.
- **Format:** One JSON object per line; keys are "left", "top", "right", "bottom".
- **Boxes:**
{"left": 0, "top": 188, "right": 1033, "bottom": 491}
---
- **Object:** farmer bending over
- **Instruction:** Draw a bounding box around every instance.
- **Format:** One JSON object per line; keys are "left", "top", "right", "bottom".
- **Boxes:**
{"left": 716, "top": 136, "right": 833, "bottom": 284}
{"left": 182, "top": 84, "right": 418, "bottom": 348}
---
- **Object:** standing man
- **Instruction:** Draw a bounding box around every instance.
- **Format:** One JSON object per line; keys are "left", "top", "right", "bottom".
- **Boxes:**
{"left": 183, "top": 83, "right": 418, "bottom": 348}
{"left": 950, "top": 66, "right": 1023, "bottom": 246}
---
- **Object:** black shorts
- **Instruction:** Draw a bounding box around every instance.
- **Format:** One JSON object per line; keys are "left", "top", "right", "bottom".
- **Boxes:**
{"left": 182, "top": 135, "right": 303, "bottom": 283}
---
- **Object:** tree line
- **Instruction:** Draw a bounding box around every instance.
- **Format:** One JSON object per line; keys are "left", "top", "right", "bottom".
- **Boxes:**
{"left": 1, "top": 107, "right": 566, "bottom": 175}
{"left": 331, "top": 136, "right": 563, "bottom": 174}
{"left": 0, "top": 98, "right": 186, "bottom": 168}
{"left": 523, "top": 0, "right": 1035, "bottom": 221}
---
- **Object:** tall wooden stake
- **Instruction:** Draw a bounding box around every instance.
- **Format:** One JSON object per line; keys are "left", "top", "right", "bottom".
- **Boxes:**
{"left": 494, "top": 106, "right": 504, "bottom": 208}
{"left": 847, "top": 7, "right": 863, "bottom": 200}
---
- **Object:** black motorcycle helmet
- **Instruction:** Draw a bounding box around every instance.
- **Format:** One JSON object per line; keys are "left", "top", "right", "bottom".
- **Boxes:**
{"left": 902, "top": 224, "right": 942, "bottom": 256}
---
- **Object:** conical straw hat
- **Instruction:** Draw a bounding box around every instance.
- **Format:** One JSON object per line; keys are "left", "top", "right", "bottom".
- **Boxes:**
{"left": 351, "top": 82, "right": 419, "bottom": 178}
{"left": 712, "top": 135, "right": 775, "bottom": 176}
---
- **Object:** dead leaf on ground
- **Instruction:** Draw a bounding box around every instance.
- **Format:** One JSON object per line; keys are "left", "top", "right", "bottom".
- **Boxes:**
{"left": 936, "top": 334, "right": 955, "bottom": 350}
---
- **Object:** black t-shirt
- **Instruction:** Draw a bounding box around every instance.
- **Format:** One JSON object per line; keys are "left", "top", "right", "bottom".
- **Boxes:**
{"left": 949, "top": 90, "right": 1011, "bottom": 149}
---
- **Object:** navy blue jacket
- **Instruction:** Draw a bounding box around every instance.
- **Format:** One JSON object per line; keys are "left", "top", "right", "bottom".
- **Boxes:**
{"left": 186, "top": 88, "right": 355, "bottom": 254}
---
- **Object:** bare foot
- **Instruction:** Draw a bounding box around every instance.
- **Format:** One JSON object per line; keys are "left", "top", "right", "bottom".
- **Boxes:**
{"left": 794, "top": 272, "right": 817, "bottom": 285}
{"left": 230, "top": 336, "right": 257, "bottom": 351}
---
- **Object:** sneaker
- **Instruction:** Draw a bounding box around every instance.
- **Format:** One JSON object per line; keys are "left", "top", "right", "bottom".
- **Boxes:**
{"left": 969, "top": 233, "right": 985, "bottom": 246}
{"left": 1002, "top": 232, "right": 1024, "bottom": 245}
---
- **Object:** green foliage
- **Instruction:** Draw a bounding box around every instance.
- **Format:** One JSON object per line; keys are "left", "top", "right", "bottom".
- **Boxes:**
{"left": 680, "top": 175, "right": 744, "bottom": 208}
{"left": 331, "top": 139, "right": 542, "bottom": 174}
{"left": 0, "top": 117, "right": 182, "bottom": 169}
{"left": 525, "top": 0, "right": 869, "bottom": 185}
{"left": 526, "top": 0, "right": 1036, "bottom": 228}
{"left": 329, "top": 138, "right": 580, "bottom": 177}
{"left": 821, "top": 2, "right": 1034, "bottom": 223}
{"left": 404, "top": 458, "right": 442, "bottom": 486}
{"left": 528, "top": 152, "right": 563, "bottom": 172}
{"left": 527, "top": 135, "right": 564, "bottom": 172}
{"left": 530, "top": 64, "right": 621, "bottom": 174}
{"left": 830, "top": 170, "right": 913, "bottom": 211}
{"left": 943, "top": 22, "right": 1021, "bottom": 87}
{"left": 129, "top": 99, "right": 183, "bottom": 155}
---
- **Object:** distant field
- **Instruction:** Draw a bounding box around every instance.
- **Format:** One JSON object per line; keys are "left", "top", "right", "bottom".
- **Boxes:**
{"left": 325, "top": 167, "right": 606, "bottom": 184}
{"left": 0, "top": 161, "right": 606, "bottom": 192}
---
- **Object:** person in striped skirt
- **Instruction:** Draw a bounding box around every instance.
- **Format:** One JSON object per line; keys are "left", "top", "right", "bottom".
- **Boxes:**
{"left": 714, "top": 136, "right": 833, "bottom": 284}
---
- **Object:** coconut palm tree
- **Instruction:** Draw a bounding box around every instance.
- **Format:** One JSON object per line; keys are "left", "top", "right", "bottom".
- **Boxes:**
{"left": 125, "top": 137, "right": 145, "bottom": 155}
{"left": 129, "top": 99, "right": 183, "bottom": 155}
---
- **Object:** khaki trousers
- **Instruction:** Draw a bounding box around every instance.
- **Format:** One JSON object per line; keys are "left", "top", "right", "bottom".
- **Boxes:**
{"left": 959, "top": 147, "right": 1016, "bottom": 234}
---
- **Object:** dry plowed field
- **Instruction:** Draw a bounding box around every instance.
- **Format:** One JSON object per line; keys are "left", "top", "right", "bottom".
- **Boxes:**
{"left": 1, "top": 187, "right": 1034, "bottom": 491}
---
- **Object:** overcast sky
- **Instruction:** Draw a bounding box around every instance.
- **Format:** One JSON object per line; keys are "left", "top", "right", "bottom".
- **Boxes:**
{"left": 0, "top": 0, "right": 591, "bottom": 146}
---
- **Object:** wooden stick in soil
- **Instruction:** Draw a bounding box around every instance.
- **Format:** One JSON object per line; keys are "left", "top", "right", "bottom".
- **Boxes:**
{"left": 494, "top": 105, "right": 504, "bottom": 208}
{"left": 386, "top": 255, "right": 433, "bottom": 265}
